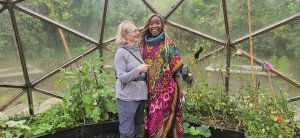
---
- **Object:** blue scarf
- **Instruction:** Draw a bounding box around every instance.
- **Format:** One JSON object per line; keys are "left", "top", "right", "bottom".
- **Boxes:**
{"left": 144, "top": 32, "right": 165, "bottom": 46}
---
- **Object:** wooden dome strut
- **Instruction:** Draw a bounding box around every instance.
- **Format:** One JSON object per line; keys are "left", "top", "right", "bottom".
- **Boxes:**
{"left": 247, "top": 0, "right": 276, "bottom": 109}
{"left": 247, "top": 0, "right": 258, "bottom": 108}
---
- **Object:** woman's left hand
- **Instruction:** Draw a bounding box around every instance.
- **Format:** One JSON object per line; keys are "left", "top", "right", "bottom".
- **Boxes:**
{"left": 179, "top": 89, "right": 187, "bottom": 97}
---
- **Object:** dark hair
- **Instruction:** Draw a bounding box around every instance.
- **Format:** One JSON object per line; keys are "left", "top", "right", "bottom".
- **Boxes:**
{"left": 140, "top": 14, "right": 165, "bottom": 44}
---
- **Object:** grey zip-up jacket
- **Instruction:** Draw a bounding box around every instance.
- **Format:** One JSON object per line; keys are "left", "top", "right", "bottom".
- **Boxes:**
{"left": 114, "top": 45, "right": 148, "bottom": 101}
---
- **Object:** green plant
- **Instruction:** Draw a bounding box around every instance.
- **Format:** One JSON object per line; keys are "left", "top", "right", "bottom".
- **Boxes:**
{"left": 57, "top": 58, "right": 117, "bottom": 123}
{"left": 183, "top": 78, "right": 296, "bottom": 137}
{"left": 0, "top": 104, "right": 75, "bottom": 138}
{"left": 29, "top": 104, "right": 76, "bottom": 136}
{"left": 183, "top": 79, "right": 238, "bottom": 129}
{"left": 234, "top": 85, "right": 295, "bottom": 138}
{"left": 1, "top": 120, "right": 30, "bottom": 138}
{"left": 0, "top": 59, "right": 118, "bottom": 137}
{"left": 0, "top": 113, "right": 30, "bottom": 138}
{"left": 183, "top": 122, "right": 211, "bottom": 138}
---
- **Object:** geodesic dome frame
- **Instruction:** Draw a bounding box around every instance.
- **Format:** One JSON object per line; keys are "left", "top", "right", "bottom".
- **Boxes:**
{"left": 0, "top": 0, "right": 300, "bottom": 115}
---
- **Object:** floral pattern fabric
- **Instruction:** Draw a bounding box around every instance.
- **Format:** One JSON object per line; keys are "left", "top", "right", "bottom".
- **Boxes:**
{"left": 143, "top": 37, "right": 184, "bottom": 138}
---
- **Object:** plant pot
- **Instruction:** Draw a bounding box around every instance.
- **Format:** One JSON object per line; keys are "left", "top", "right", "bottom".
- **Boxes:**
{"left": 35, "top": 120, "right": 119, "bottom": 138}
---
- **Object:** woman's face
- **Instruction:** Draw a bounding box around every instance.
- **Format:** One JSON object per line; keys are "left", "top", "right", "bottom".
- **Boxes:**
{"left": 149, "top": 16, "right": 162, "bottom": 37}
{"left": 125, "top": 24, "right": 140, "bottom": 44}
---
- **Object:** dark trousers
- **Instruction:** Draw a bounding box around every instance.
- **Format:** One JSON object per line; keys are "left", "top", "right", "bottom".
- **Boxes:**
{"left": 117, "top": 99, "right": 145, "bottom": 138}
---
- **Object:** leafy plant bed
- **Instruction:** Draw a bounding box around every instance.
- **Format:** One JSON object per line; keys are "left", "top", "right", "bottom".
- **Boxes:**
{"left": 185, "top": 121, "right": 245, "bottom": 138}
{"left": 183, "top": 78, "right": 297, "bottom": 137}
{"left": 198, "top": 115, "right": 243, "bottom": 132}
{"left": 35, "top": 121, "right": 119, "bottom": 138}
{"left": 0, "top": 59, "right": 119, "bottom": 138}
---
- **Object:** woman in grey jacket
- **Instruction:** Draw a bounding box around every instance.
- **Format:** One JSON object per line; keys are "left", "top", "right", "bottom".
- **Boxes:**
{"left": 114, "top": 20, "right": 148, "bottom": 138}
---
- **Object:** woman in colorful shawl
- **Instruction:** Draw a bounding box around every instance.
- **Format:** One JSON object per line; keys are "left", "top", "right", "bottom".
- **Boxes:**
{"left": 140, "top": 14, "right": 187, "bottom": 138}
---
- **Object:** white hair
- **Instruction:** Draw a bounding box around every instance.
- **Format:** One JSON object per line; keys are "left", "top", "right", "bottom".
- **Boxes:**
{"left": 116, "top": 20, "right": 135, "bottom": 44}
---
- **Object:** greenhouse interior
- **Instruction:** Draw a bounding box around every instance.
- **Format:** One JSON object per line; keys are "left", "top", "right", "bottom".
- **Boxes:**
{"left": 1, "top": 0, "right": 300, "bottom": 137}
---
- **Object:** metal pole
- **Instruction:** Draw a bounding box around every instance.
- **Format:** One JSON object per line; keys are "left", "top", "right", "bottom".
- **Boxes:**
{"left": 31, "top": 38, "right": 115, "bottom": 86}
{"left": 0, "top": 84, "right": 26, "bottom": 88}
{"left": 0, "top": 90, "right": 26, "bottom": 111}
{"left": 164, "top": 0, "right": 184, "bottom": 19}
{"left": 33, "top": 88, "right": 63, "bottom": 99}
{"left": 14, "top": 5, "right": 99, "bottom": 45}
{"left": 142, "top": 0, "right": 158, "bottom": 14}
{"left": 166, "top": 20, "right": 226, "bottom": 45}
{"left": 232, "top": 12, "right": 300, "bottom": 45}
{"left": 97, "top": 0, "right": 108, "bottom": 64}
{"left": 222, "top": 0, "right": 232, "bottom": 92}
{"left": 7, "top": 1, "right": 34, "bottom": 115}
{"left": 239, "top": 49, "right": 300, "bottom": 90}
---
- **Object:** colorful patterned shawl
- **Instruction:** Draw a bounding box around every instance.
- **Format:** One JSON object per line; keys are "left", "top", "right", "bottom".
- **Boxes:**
{"left": 143, "top": 33, "right": 184, "bottom": 138}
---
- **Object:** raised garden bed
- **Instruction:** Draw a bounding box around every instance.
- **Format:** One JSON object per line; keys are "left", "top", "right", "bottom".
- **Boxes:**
{"left": 185, "top": 121, "right": 245, "bottom": 138}
{"left": 35, "top": 121, "right": 119, "bottom": 138}
{"left": 35, "top": 120, "right": 245, "bottom": 138}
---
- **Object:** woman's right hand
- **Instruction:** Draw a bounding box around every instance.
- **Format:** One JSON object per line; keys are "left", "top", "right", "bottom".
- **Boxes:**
{"left": 137, "top": 64, "right": 148, "bottom": 73}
